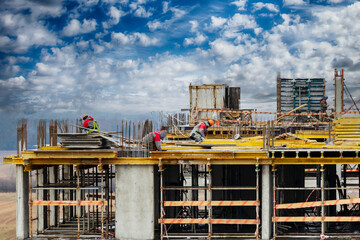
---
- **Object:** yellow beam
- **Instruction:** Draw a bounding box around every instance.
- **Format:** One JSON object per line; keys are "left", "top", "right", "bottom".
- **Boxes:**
{"left": 272, "top": 157, "right": 360, "bottom": 165}
{"left": 32, "top": 200, "right": 107, "bottom": 206}
{"left": 22, "top": 150, "right": 117, "bottom": 159}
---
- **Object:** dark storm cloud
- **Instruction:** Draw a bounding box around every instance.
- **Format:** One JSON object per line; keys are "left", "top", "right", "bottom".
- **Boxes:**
{"left": 331, "top": 57, "right": 353, "bottom": 69}
{"left": 349, "top": 62, "right": 360, "bottom": 72}
{"left": 30, "top": 0, "right": 61, "bottom": 6}
{"left": 331, "top": 58, "right": 360, "bottom": 72}
{"left": 250, "top": 92, "right": 276, "bottom": 101}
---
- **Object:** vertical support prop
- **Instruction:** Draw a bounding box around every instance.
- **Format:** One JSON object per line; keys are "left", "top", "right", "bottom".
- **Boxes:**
{"left": 76, "top": 165, "right": 81, "bottom": 239}
{"left": 207, "top": 158, "right": 212, "bottom": 240}
{"left": 98, "top": 158, "right": 104, "bottom": 240}
{"left": 29, "top": 171, "right": 33, "bottom": 239}
{"left": 321, "top": 164, "right": 325, "bottom": 237}
{"left": 272, "top": 165, "right": 277, "bottom": 239}
{"left": 255, "top": 158, "right": 260, "bottom": 240}
{"left": 159, "top": 158, "right": 164, "bottom": 240}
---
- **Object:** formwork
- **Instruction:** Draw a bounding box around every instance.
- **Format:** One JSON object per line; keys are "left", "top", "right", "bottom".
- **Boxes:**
{"left": 4, "top": 115, "right": 360, "bottom": 239}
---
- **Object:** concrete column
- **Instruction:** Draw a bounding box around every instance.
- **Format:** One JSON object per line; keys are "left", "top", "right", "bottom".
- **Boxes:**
{"left": 49, "top": 166, "right": 57, "bottom": 227}
{"left": 115, "top": 165, "right": 155, "bottom": 240}
{"left": 261, "top": 165, "right": 272, "bottom": 240}
{"left": 16, "top": 165, "right": 29, "bottom": 240}
{"left": 37, "top": 169, "right": 45, "bottom": 233}
{"left": 63, "top": 165, "right": 71, "bottom": 222}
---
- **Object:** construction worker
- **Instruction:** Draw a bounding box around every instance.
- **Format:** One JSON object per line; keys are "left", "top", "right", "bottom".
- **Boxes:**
{"left": 82, "top": 114, "right": 99, "bottom": 133}
{"left": 143, "top": 130, "right": 167, "bottom": 151}
{"left": 190, "top": 120, "right": 214, "bottom": 142}
{"left": 320, "top": 96, "right": 329, "bottom": 121}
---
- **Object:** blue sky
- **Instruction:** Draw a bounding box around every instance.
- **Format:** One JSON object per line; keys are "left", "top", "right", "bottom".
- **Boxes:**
{"left": 0, "top": 0, "right": 360, "bottom": 123}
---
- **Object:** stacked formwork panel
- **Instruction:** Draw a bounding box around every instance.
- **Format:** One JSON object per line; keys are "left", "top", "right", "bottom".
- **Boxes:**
{"left": 277, "top": 77, "right": 325, "bottom": 114}
{"left": 189, "top": 84, "right": 241, "bottom": 125}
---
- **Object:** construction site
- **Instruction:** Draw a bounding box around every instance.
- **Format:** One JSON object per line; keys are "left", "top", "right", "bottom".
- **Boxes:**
{"left": 4, "top": 69, "right": 360, "bottom": 240}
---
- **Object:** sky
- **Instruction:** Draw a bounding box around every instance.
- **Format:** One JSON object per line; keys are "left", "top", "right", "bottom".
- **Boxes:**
{"left": 1, "top": 0, "right": 360, "bottom": 146}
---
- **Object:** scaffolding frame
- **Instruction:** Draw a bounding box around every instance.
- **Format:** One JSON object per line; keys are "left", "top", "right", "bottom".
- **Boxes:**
{"left": 159, "top": 159, "right": 261, "bottom": 239}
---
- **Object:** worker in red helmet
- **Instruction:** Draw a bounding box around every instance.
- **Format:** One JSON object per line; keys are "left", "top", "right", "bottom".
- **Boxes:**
{"left": 142, "top": 130, "right": 167, "bottom": 151}
{"left": 190, "top": 120, "right": 214, "bottom": 142}
{"left": 82, "top": 114, "right": 99, "bottom": 133}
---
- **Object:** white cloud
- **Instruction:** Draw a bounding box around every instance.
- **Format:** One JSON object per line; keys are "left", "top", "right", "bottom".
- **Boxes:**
{"left": 0, "top": 12, "right": 59, "bottom": 53}
{"left": 170, "top": 7, "right": 187, "bottom": 19}
{"left": 227, "top": 13, "right": 258, "bottom": 29}
{"left": 221, "top": 13, "right": 259, "bottom": 38}
{"left": 0, "top": 76, "right": 26, "bottom": 88}
{"left": 209, "top": 39, "right": 246, "bottom": 63}
{"left": 189, "top": 20, "right": 199, "bottom": 32}
{"left": 110, "top": 6, "right": 124, "bottom": 25}
{"left": 210, "top": 16, "right": 227, "bottom": 29}
{"left": 146, "top": 7, "right": 187, "bottom": 31}
{"left": 147, "top": 20, "right": 162, "bottom": 31}
{"left": 35, "top": 63, "right": 61, "bottom": 76}
{"left": 163, "top": 1, "right": 170, "bottom": 13}
{"left": 230, "top": 0, "right": 247, "bottom": 10}
{"left": 112, "top": 32, "right": 159, "bottom": 46}
{"left": 79, "top": 0, "right": 99, "bottom": 7}
{"left": 1, "top": 0, "right": 65, "bottom": 20}
{"left": 253, "top": 3, "right": 279, "bottom": 13}
{"left": 184, "top": 34, "right": 207, "bottom": 46}
{"left": 62, "top": 19, "right": 97, "bottom": 36}
{"left": 134, "top": 32, "right": 159, "bottom": 46}
{"left": 283, "top": 0, "right": 307, "bottom": 6}
{"left": 133, "top": 6, "right": 153, "bottom": 18}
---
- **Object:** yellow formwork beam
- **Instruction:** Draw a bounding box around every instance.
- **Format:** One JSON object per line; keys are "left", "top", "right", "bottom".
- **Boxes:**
{"left": 22, "top": 150, "right": 117, "bottom": 159}
{"left": 272, "top": 157, "right": 360, "bottom": 165}
{"left": 3, "top": 141, "right": 360, "bottom": 166}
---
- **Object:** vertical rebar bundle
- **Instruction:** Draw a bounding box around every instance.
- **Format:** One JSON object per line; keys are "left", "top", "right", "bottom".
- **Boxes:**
{"left": 17, "top": 118, "right": 27, "bottom": 156}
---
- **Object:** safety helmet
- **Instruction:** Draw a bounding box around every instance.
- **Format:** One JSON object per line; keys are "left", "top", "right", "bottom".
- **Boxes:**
{"left": 82, "top": 114, "right": 88, "bottom": 120}
{"left": 324, "top": 96, "right": 328, "bottom": 99}
{"left": 208, "top": 120, "right": 214, "bottom": 126}
{"left": 158, "top": 130, "right": 167, "bottom": 139}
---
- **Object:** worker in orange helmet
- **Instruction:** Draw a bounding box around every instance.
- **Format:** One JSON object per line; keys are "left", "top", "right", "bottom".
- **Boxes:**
{"left": 81, "top": 114, "right": 99, "bottom": 133}
{"left": 189, "top": 120, "right": 214, "bottom": 142}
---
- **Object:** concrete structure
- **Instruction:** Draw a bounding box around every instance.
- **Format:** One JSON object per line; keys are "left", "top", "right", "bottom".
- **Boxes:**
{"left": 16, "top": 165, "right": 29, "bottom": 240}
{"left": 115, "top": 165, "right": 155, "bottom": 240}
{"left": 37, "top": 168, "right": 45, "bottom": 232}
{"left": 261, "top": 165, "right": 272, "bottom": 240}
{"left": 5, "top": 115, "right": 360, "bottom": 239}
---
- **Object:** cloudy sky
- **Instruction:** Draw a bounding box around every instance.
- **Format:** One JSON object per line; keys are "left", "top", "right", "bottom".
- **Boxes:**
{"left": 1, "top": 0, "right": 360, "bottom": 123}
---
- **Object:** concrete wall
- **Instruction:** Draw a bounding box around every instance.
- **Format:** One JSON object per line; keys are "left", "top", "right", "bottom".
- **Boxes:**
{"left": 16, "top": 165, "right": 29, "bottom": 240}
{"left": 115, "top": 165, "right": 155, "bottom": 240}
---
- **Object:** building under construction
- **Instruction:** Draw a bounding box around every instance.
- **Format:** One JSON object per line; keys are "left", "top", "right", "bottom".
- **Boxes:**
{"left": 4, "top": 69, "right": 360, "bottom": 240}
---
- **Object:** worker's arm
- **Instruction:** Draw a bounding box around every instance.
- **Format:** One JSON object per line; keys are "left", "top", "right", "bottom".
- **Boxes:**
{"left": 198, "top": 129, "right": 206, "bottom": 138}
{"left": 155, "top": 140, "right": 162, "bottom": 151}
